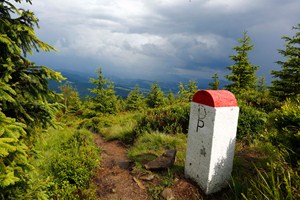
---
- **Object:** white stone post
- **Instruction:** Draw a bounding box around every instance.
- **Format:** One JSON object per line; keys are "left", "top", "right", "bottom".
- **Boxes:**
{"left": 185, "top": 90, "right": 239, "bottom": 194}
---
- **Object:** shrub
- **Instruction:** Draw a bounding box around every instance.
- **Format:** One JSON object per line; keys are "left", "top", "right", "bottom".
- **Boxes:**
{"left": 50, "top": 129, "right": 99, "bottom": 187}
{"left": 77, "top": 116, "right": 112, "bottom": 133}
{"left": 269, "top": 98, "right": 300, "bottom": 166}
{"left": 237, "top": 104, "right": 268, "bottom": 140}
{"left": 236, "top": 89, "right": 279, "bottom": 112}
{"left": 136, "top": 103, "right": 190, "bottom": 134}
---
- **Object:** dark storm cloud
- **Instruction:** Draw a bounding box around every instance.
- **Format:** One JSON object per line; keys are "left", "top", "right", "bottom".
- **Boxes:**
{"left": 26, "top": 0, "right": 300, "bottom": 81}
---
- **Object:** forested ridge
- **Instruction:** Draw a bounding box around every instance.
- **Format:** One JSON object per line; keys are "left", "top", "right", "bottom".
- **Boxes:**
{"left": 1, "top": 1, "right": 300, "bottom": 199}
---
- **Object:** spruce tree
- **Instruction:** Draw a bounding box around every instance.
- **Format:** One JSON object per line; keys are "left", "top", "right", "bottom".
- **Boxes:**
{"left": 225, "top": 31, "right": 258, "bottom": 93}
{"left": 257, "top": 76, "right": 267, "bottom": 91}
{"left": 178, "top": 82, "right": 187, "bottom": 102}
{"left": 89, "top": 67, "right": 118, "bottom": 114}
{"left": 0, "top": 0, "right": 64, "bottom": 197}
{"left": 209, "top": 73, "right": 220, "bottom": 90}
{"left": 146, "top": 82, "right": 164, "bottom": 108}
{"left": 271, "top": 24, "right": 300, "bottom": 100}
{"left": 178, "top": 80, "right": 197, "bottom": 102}
{"left": 125, "top": 85, "right": 145, "bottom": 111}
{"left": 187, "top": 80, "right": 198, "bottom": 101}
{"left": 167, "top": 89, "right": 175, "bottom": 105}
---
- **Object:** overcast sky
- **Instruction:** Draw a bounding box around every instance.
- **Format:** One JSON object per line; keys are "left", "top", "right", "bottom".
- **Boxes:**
{"left": 25, "top": 0, "right": 300, "bottom": 82}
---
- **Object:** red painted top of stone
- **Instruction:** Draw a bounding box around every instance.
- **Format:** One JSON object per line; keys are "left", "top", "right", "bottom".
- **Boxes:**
{"left": 192, "top": 90, "right": 238, "bottom": 107}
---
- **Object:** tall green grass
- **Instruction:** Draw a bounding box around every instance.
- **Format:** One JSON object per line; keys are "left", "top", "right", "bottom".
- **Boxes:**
{"left": 241, "top": 163, "right": 300, "bottom": 200}
{"left": 229, "top": 140, "right": 300, "bottom": 200}
{"left": 29, "top": 126, "right": 100, "bottom": 199}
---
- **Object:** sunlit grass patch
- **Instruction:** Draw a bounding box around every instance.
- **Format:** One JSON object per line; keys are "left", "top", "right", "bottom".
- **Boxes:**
{"left": 100, "top": 120, "right": 136, "bottom": 142}
{"left": 128, "top": 132, "right": 187, "bottom": 167}
{"left": 98, "top": 112, "right": 139, "bottom": 143}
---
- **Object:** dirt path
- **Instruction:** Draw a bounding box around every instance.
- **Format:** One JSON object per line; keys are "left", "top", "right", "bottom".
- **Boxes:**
{"left": 93, "top": 134, "right": 152, "bottom": 200}
{"left": 92, "top": 134, "right": 213, "bottom": 200}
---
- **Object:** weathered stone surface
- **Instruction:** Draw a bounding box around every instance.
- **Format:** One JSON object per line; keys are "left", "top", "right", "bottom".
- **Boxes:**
{"left": 144, "top": 149, "right": 176, "bottom": 170}
{"left": 117, "top": 160, "right": 134, "bottom": 170}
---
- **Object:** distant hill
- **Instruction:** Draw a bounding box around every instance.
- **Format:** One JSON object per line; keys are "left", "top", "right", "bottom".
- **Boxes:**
{"left": 49, "top": 70, "right": 228, "bottom": 98}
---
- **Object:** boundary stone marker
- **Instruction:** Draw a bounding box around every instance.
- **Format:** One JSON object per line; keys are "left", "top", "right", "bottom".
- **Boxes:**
{"left": 185, "top": 90, "right": 239, "bottom": 194}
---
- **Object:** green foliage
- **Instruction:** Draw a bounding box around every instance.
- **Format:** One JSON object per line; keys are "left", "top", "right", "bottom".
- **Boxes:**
{"left": 0, "top": 0, "right": 55, "bottom": 58}
{"left": 225, "top": 31, "right": 258, "bottom": 93}
{"left": 78, "top": 116, "right": 112, "bottom": 133}
{"left": 146, "top": 82, "right": 164, "bottom": 108}
{"left": 256, "top": 76, "right": 267, "bottom": 92}
{"left": 49, "top": 180, "right": 80, "bottom": 200}
{"left": 177, "top": 80, "right": 198, "bottom": 102}
{"left": 271, "top": 24, "right": 300, "bottom": 101}
{"left": 237, "top": 103, "right": 268, "bottom": 140}
{"left": 125, "top": 85, "right": 145, "bottom": 111}
{"left": 166, "top": 90, "right": 175, "bottom": 105}
{"left": 269, "top": 98, "right": 300, "bottom": 165}
{"left": 136, "top": 103, "right": 190, "bottom": 135}
{"left": 0, "top": 0, "right": 64, "bottom": 198}
{"left": 59, "top": 82, "right": 81, "bottom": 113}
{"left": 0, "top": 0, "right": 64, "bottom": 129}
{"left": 128, "top": 132, "right": 187, "bottom": 166}
{"left": 237, "top": 89, "right": 278, "bottom": 112}
{"left": 50, "top": 129, "right": 99, "bottom": 187}
{"left": 241, "top": 162, "right": 300, "bottom": 200}
{"left": 94, "top": 112, "right": 139, "bottom": 143}
{"left": 178, "top": 82, "right": 186, "bottom": 101}
{"left": 208, "top": 73, "right": 220, "bottom": 90}
{"left": 101, "top": 122, "right": 136, "bottom": 143}
{"left": 0, "top": 111, "right": 30, "bottom": 198}
{"left": 186, "top": 80, "right": 198, "bottom": 101}
{"left": 89, "top": 67, "right": 118, "bottom": 114}
{"left": 78, "top": 112, "right": 140, "bottom": 143}
{"left": 32, "top": 127, "right": 100, "bottom": 199}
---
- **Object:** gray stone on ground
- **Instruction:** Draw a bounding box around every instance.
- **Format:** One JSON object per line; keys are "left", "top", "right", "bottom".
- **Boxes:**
{"left": 117, "top": 160, "right": 134, "bottom": 170}
{"left": 144, "top": 149, "right": 176, "bottom": 170}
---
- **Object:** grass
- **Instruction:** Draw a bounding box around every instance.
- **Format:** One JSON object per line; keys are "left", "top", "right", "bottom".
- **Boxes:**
{"left": 32, "top": 127, "right": 76, "bottom": 173}
{"left": 74, "top": 101, "right": 300, "bottom": 200}
{"left": 79, "top": 111, "right": 141, "bottom": 143}
{"left": 128, "top": 131, "right": 187, "bottom": 167}
{"left": 126, "top": 131, "right": 187, "bottom": 199}
{"left": 100, "top": 120, "right": 136, "bottom": 142}
{"left": 228, "top": 138, "right": 300, "bottom": 200}
{"left": 29, "top": 121, "right": 100, "bottom": 199}
{"left": 239, "top": 162, "right": 300, "bottom": 200}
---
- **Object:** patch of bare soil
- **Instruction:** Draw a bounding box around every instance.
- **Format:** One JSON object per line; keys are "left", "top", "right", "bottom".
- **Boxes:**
{"left": 92, "top": 134, "right": 211, "bottom": 200}
{"left": 93, "top": 134, "right": 151, "bottom": 200}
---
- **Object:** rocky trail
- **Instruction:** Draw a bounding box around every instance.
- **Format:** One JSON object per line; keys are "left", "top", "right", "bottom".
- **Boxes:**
{"left": 92, "top": 134, "right": 206, "bottom": 200}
